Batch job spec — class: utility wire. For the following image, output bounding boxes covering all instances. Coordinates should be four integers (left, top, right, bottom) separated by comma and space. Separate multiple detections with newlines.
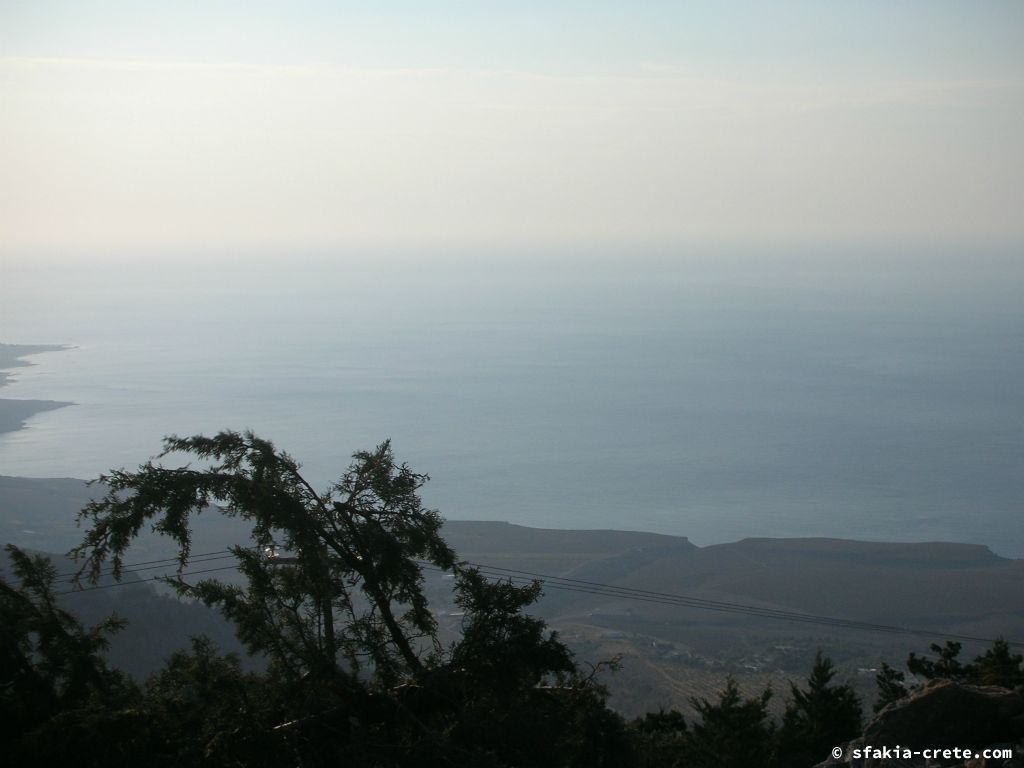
430, 563, 1020, 647
49, 546, 261, 582
51, 552, 241, 585
65, 563, 246, 593
458, 561, 959, 638
28, 548, 1024, 647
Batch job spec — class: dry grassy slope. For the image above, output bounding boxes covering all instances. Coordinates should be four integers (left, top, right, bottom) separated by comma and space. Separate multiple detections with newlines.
442, 522, 1024, 638
5, 480, 1023, 718
7, 478, 1020, 644
441, 519, 694, 573
444, 523, 1024, 717
559, 537, 1024, 634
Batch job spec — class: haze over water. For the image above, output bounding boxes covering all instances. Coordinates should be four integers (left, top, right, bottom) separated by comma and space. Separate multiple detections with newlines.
3, 250, 1022, 555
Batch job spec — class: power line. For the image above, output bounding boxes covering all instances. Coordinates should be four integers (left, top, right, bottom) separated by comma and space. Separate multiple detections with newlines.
458, 561, 953, 638
50, 546, 260, 582
52, 552, 241, 585
440, 563, 1022, 647
65, 563, 246, 593
35, 549, 1024, 647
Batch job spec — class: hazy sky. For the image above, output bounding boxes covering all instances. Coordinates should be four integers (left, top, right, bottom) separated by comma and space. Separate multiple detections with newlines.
2, 1, 1022, 261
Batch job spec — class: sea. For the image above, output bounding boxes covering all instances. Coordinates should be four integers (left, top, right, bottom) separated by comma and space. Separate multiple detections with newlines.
2, 249, 1022, 555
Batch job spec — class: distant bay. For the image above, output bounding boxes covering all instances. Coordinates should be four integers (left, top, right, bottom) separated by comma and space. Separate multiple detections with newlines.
1, 251, 1022, 555
0, 343, 73, 436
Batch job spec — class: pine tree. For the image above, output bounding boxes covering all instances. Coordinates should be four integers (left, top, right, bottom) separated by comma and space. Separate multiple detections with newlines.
629, 709, 689, 768
143, 637, 284, 767
70, 431, 624, 766
972, 638, 1024, 688
0, 545, 151, 765
907, 640, 971, 682
873, 662, 908, 712
687, 677, 774, 768
74, 432, 457, 689
775, 651, 862, 768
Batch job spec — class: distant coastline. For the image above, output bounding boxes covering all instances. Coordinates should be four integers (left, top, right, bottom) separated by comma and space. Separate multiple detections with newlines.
0, 343, 73, 438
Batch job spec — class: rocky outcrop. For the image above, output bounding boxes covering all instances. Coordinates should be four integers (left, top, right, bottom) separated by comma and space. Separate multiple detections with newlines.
815, 680, 1024, 767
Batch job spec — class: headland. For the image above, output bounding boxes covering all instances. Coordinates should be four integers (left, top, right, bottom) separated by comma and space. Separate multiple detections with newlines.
0, 342, 73, 436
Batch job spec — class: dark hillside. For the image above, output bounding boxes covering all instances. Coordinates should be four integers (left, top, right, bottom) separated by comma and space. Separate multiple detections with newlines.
4, 477, 1023, 716
0, 547, 247, 680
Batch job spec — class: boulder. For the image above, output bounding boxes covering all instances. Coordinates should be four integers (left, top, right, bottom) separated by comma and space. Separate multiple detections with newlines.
814, 680, 1024, 767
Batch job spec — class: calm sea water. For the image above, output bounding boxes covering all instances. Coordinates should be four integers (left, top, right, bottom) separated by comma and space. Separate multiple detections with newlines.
2, 251, 1022, 554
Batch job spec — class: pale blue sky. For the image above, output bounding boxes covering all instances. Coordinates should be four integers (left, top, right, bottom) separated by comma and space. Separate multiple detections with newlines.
2, 2, 1022, 259
4, 2, 1022, 76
